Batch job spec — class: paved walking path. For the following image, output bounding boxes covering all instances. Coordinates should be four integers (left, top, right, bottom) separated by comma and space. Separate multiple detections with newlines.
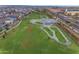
30, 19, 71, 46
41, 26, 71, 46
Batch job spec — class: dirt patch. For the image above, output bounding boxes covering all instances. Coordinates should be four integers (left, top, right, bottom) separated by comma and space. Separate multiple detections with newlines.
21, 39, 32, 48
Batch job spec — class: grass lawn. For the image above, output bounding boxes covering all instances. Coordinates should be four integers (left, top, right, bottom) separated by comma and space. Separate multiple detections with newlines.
0, 11, 79, 54
51, 26, 67, 43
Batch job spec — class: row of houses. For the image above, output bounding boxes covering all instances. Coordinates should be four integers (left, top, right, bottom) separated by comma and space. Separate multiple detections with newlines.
47, 8, 79, 16
47, 8, 79, 42
0, 7, 31, 32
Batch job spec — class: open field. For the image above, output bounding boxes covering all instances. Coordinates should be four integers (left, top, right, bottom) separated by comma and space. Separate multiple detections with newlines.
0, 11, 79, 54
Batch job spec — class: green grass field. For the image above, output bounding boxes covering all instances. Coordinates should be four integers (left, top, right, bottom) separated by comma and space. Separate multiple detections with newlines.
0, 11, 79, 54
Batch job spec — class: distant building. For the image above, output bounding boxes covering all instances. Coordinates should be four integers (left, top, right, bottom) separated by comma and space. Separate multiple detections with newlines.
65, 9, 79, 15
5, 20, 14, 24
47, 8, 65, 13
7, 16, 17, 21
